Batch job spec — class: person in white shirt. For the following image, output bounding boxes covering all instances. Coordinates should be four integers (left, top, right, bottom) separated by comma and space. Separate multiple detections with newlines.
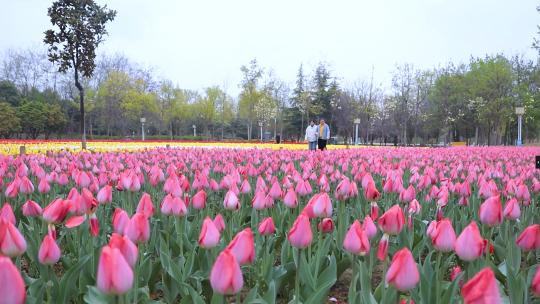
305, 120, 318, 151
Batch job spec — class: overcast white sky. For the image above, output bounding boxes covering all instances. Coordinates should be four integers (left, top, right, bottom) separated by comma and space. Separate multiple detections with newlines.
1, 0, 538, 95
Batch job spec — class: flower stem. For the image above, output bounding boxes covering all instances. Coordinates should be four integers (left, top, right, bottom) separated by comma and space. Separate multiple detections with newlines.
295, 248, 302, 303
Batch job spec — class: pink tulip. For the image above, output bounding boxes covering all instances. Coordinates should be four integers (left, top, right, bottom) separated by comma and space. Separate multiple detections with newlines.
258, 217, 276, 235
192, 190, 207, 209
0, 203, 16, 225
516, 224, 540, 251
252, 191, 268, 210
199, 217, 220, 248
268, 181, 283, 199
42, 198, 70, 224
5, 178, 19, 198
362, 215, 378, 239
399, 185, 416, 203
386, 247, 419, 291
461, 267, 501, 304
0, 220, 27, 257
364, 181, 380, 201
38, 232, 61, 265
287, 214, 312, 249
310, 192, 333, 218
226, 228, 255, 265
22, 200, 43, 217
450, 266, 463, 282
377, 234, 389, 261
223, 190, 240, 210
430, 218, 456, 252
38, 178, 51, 194
210, 249, 243, 295
213, 214, 226, 233
455, 221, 484, 261
343, 220, 370, 256
19, 176, 34, 194
108, 233, 138, 267
283, 188, 299, 208
502, 198, 520, 220
0, 256, 26, 304
532, 266, 540, 297
160, 194, 188, 217
479, 195, 502, 226
125, 213, 150, 243
515, 183, 530, 204
136, 192, 154, 218
378, 205, 405, 235
318, 218, 335, 234
97, 185, 113, 204
335, 178, 351, 201
112, 208, 130, 235
96, 245, 134, 295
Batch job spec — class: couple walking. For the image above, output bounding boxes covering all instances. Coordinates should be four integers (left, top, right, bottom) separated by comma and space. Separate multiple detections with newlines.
305, 119, 330, 151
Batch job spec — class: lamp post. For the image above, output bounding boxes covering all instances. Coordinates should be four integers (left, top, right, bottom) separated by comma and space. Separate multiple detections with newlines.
259, 121, 263, 142
515, 107, 524, 146
140, 117, 146, 141
192, 124, 197, 137
354, 118, 361, 145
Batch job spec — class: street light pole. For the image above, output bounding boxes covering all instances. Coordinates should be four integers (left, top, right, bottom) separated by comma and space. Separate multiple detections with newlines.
259, 121, 263, 142
515, 107, 524, 146
140, 117, 146, 141
192, 125, 197, 137
354, 118, 361, 145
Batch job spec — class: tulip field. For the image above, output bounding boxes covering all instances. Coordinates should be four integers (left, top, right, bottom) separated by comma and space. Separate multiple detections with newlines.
1, 144, 540, 304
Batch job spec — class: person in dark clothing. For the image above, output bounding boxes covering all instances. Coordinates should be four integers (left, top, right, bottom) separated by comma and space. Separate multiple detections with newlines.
317, 119, 330, 150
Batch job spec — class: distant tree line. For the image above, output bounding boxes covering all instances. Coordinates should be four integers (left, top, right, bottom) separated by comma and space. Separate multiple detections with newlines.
0, 48, 539, 145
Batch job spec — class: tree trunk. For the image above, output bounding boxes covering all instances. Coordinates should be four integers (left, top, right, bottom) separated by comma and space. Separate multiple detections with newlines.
74, 68, 87, 149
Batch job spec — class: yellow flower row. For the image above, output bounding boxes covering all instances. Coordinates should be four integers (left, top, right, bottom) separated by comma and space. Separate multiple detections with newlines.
0, 141, 359, 155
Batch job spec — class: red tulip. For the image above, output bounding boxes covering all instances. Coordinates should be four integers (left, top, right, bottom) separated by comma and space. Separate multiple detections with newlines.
210, 249, 243, 295
0, 220, 27, 257
461, 267, 501, 304
258, 217, 276, 235
343, 220, 370, 256
287, 214, 312, 249
97, 185, 113, 204
430, 218, 456, 252
38, 232, 61, 265
125, 213, 150, 243
479, 195, 502, 226
22, 200, 43, 217
386, 247, 419, 291
226, 228, 255, 265
0, 203, 16, 225
378, 205, 405, 235
318, 218, 335, 233
136, 192, 154, 218
0, 256, 26, 304
108, 233, 138, 267
532, 266, 540, 297
516, 224, 540, 251
213, 214, 226, 233
192, 190, 207, 210
199, 217, 221, 248
96, 245, 134, 295
89, 214, 99, 237
455, 221, 484, 261
112, 208, 130, 235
